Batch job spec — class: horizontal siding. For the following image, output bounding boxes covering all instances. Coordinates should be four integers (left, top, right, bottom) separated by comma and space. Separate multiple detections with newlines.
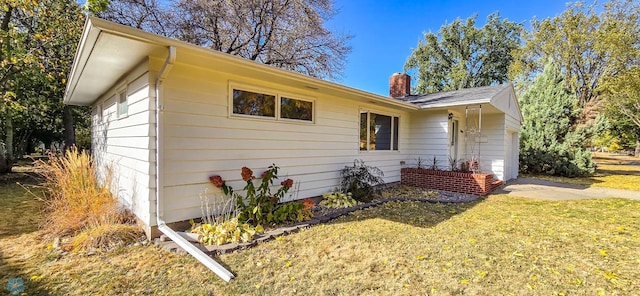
92, 62, 154, 227
406, 111, 449, 165
477, 114, 505, 180
161, 62, 411, 224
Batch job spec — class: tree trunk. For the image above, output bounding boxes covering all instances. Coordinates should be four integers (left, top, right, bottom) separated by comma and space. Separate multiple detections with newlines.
63, 105, 76, 151
0, 152, 8, 174
635, 140, 640, 158
5, 109, 14, 168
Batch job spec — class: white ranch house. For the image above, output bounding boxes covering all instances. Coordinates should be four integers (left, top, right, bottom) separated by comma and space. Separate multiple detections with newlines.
64, 18, 522, 239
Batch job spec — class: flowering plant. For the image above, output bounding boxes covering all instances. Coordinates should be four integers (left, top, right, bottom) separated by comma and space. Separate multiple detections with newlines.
209, 164, 296, 226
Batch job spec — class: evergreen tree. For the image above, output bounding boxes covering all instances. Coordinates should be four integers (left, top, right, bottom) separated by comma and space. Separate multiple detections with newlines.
519, 62, 595, 177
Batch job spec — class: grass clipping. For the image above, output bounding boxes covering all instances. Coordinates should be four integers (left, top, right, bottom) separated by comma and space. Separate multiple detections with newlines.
36, 148, 142, 252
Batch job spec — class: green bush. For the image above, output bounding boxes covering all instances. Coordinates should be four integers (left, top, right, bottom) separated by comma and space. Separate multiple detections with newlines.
320, 191, 359, 208
340, 159, 384, 202
518, 62, 596, 177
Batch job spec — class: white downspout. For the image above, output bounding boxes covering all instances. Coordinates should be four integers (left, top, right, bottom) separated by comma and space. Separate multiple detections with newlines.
154, 46, 235, 282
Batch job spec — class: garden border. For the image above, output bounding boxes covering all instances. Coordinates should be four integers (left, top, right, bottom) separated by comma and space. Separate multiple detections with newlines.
401, 168, 503, 196
154, 194, 480, 255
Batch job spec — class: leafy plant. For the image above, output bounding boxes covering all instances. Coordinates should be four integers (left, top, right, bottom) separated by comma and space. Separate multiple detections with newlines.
272, 201, 314, 223
191, 218, 264, 246
320, 191, 359, 208
209, 164, 304, 226
340, 159, 384, 202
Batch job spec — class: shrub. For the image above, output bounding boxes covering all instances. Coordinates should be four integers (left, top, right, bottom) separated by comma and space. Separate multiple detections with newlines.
209, 164, 309, 226
340, 159, 384, 202
320, 191, 358, 208
519, 62, 596, 177
35, 148, 141, 252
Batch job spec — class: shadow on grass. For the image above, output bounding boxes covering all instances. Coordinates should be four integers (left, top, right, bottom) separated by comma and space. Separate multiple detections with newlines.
327, 196, 485, 229
0, 174, 52, 295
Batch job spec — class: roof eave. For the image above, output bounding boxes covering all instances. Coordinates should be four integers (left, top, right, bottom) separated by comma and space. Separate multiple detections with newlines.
64, 17, 419, 111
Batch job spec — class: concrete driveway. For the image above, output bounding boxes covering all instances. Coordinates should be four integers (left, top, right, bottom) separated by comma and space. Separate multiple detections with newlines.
494, 177, 640, 201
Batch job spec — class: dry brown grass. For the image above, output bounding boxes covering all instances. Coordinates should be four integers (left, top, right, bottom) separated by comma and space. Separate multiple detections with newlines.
2, 178, 639, 295
35, 148, 136, 237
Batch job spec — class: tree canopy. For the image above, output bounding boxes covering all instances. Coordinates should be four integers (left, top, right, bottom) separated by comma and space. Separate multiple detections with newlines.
404, 12, 523, 94
0, 0, 87, 172
510, 0, 640, 122
99, 0, 352, 79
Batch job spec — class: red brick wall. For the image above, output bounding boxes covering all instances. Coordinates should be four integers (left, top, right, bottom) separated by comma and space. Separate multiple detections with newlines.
400, 168, 503, 196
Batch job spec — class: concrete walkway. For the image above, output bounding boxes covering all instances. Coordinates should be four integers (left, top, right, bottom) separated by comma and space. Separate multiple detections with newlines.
494, 177, 640, 201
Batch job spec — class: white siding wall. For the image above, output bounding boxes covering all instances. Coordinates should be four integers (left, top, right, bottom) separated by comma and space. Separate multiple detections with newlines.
92, 61, 155, 227
478, 114, 506, 180
406, 111, 449, 169
504, 114, 521, 180
160, 61, 411, 223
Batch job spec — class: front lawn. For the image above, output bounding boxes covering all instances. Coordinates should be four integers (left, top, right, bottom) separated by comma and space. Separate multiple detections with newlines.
1, 179, 639, 295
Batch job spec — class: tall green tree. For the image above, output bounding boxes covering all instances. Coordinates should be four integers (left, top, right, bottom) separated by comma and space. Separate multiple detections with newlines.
519, 62, 595, 177
601, 66, 640, 156
510, 0, 640, 121
0, 0, 86, 173
404, 12, 523, 93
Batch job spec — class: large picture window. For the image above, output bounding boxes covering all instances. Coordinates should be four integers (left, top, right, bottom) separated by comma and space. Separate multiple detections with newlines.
360, 111, 399, 151
231, 84, 314, 123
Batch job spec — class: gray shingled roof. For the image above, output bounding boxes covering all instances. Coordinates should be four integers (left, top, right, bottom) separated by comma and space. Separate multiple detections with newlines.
395, 84, 511, 108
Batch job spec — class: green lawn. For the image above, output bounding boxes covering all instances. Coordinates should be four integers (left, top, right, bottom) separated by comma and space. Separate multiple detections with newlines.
1, 177, 639, 295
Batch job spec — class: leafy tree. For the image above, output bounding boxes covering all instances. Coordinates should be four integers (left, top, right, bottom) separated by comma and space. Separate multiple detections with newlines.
601, 66, 640, 156
404, 12, 523, 93
519, 62, 595, 177
99, 0, 352, 79
510, 0, 640, 121
0, 0, 86, 172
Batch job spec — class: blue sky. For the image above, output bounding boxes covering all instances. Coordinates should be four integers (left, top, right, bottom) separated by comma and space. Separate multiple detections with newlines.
326, 0, 569, 96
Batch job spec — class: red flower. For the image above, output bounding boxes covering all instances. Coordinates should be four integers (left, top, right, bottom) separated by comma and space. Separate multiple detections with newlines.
241, 167, 254, 181
302, 198, 315, 210
280, 178, 294, 189
209, 175, 225, 188
261, 171, 268, 179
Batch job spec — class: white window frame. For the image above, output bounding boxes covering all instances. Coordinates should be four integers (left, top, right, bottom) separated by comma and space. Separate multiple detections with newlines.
116, 86, 128, 119
228, 82, 315, 124
96, 104, 103, 123
359, 109, 400, 152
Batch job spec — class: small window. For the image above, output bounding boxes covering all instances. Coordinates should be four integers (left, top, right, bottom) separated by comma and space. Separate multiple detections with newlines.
360, 111, 399, 151
117, 91, 128, 117
96, 104, 103, 123
232, 89, 276, 118
280, 97, 312, 121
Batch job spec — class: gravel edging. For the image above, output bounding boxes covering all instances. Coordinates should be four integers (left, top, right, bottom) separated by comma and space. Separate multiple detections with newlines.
155, 190, 480, 255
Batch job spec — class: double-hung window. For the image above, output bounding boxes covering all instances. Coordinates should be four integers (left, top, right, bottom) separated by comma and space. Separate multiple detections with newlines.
231, 84, 314, 123
360, 110, 399, 151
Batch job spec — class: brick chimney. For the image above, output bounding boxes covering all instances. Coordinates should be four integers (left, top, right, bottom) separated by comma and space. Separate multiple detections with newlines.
389, 73, 411, 98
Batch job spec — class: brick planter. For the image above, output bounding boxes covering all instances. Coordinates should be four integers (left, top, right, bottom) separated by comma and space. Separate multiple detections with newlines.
401, 168, 503, 196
